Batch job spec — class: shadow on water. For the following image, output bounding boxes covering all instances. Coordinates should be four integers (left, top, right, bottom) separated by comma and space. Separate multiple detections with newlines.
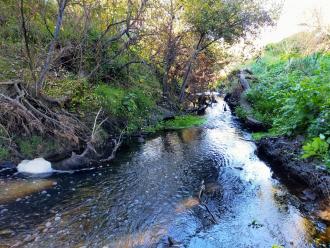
0, 98, 329, 248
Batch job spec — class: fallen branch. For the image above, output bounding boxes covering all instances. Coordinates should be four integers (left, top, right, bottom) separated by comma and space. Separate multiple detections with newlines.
52, 112, 124, 170
0, 80, 21, 85
100, 130, 124, 162
198, 180, 218, 224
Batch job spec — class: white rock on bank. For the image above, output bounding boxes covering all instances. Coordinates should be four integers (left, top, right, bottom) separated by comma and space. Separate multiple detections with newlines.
17, 158, 53, 174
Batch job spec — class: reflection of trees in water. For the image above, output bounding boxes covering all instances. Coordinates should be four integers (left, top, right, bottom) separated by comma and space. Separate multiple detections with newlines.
179, 128, 203, 144
161, 129, 221, 202
161, 132, 181, 154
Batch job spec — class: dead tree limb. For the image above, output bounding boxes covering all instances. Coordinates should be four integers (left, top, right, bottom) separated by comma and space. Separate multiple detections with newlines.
100, 131, 124, 162
51, 112, 124, 170
198, 180, 218, 224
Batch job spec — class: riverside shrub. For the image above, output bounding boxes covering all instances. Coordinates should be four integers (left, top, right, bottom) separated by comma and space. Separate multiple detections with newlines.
245, 45, 330, 165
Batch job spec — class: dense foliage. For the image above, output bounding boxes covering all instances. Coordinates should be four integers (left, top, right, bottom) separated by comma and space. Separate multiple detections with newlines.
244, 36, 330, 166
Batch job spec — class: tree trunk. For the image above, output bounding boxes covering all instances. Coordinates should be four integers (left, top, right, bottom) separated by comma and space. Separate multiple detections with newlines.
162, 62, 169, 96
162, 38, 175, 96
179, 33, 204, 103
161, 0, 174, 97
35, 0, 68, 95
19, 0, 36, 83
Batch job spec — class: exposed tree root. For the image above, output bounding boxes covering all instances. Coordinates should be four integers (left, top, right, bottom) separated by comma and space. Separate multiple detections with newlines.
1, 82, 125, 169
0, 81, 89, 152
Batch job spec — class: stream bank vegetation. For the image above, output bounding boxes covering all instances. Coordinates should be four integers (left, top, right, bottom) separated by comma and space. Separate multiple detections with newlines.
222, 21, 330, 196
0, 0, 276, 166
247, 34, 330, 168
144, 115, 206, 133
225, 25, 330, 168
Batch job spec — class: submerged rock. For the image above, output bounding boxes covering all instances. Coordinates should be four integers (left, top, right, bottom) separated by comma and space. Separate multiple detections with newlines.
0, 180, 55, 204
17, 158, 53, 174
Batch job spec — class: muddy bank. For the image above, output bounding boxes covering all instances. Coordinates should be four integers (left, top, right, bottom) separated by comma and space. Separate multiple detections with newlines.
256, 137, 330, 198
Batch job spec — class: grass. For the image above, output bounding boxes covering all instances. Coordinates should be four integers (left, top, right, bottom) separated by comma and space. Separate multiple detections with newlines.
45, 79, 159, 134
163, 115, 206, 129
44, 76, 99, 111
251, 131, 278, 141
144, 115, 206, 132
0, 55, 18, 81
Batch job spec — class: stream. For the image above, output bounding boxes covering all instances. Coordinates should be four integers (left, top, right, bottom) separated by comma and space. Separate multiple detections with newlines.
0, 98, 329, 248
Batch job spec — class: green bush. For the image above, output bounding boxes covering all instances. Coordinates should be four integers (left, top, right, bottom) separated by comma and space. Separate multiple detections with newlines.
94, 84, 157, 132
0, 146, 10, 160
244, 40, 330, 166
94, 84, 125, 117
235, 106, 248, 119
302, 135, 330, 164
246, 52, 330, 138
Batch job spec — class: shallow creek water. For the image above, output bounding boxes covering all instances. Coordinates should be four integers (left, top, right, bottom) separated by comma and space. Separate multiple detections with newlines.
0, 99, 329, 248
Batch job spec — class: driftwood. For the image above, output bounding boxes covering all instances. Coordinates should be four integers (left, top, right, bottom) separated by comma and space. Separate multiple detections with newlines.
198, 180, 218, 224
52, 109, 124, 170
1, 81, 124, 170
52, 134, 123, 170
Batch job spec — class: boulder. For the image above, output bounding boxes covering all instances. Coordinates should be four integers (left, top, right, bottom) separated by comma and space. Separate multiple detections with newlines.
244, 117, 269, 132
17, 158, 53, 174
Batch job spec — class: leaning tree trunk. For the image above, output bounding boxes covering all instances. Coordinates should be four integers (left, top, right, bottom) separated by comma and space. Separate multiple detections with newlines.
179, 34, 204, 103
